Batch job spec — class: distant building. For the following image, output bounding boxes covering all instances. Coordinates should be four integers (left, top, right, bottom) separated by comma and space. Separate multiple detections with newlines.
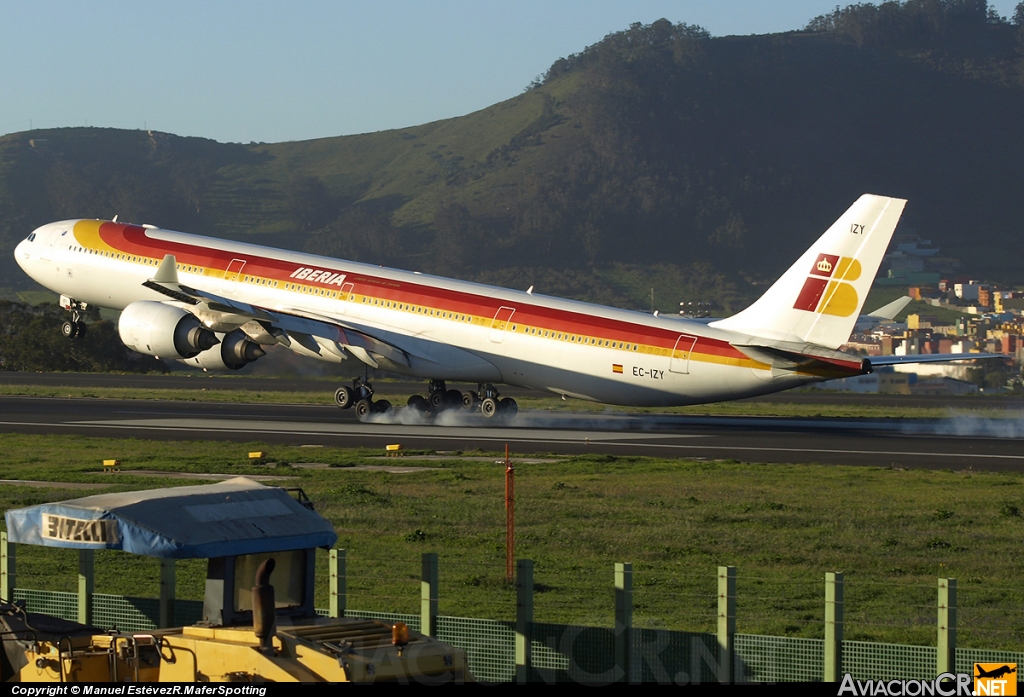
954, 281, 986, 302
906, 314, 937, 330
909, 377, 978, 395
977, 286, 992, 308
814, 371, 912, 394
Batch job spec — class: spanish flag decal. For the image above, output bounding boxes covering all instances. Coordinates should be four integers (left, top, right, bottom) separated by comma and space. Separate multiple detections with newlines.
613, 364, 623, 374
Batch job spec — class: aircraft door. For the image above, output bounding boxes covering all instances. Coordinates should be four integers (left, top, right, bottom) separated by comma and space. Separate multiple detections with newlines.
489, 306, 516, 343
338, 282, 355, 313
221, 259, 246, 294
669, 334, 698, 374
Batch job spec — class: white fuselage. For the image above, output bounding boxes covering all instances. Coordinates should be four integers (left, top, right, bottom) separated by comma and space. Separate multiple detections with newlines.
15, 219, 842, 406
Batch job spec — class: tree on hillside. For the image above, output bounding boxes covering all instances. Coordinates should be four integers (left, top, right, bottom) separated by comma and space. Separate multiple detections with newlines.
303, 199, 415, 266
0, 301, 162, 373
432, 202, 488, 274
46, 161, 97, 219
172, 159, 214, 214
286, 176, 336, 232
805, 0, 1006, 47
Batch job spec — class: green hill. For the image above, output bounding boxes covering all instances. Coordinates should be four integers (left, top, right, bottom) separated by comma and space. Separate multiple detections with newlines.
3, 1, 1024, 315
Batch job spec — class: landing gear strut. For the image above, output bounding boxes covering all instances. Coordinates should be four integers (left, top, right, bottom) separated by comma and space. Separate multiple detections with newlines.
476, 383, 517, 419
58, 296, 88, 339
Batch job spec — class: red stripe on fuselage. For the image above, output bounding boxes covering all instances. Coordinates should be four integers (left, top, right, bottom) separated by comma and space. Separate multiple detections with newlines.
94, 222, 749, 362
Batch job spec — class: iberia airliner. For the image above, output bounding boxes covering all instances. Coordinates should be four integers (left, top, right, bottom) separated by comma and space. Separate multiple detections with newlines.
13, 194, 970, 420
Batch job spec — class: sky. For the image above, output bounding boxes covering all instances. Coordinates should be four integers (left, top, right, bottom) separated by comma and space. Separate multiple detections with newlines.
1, 0, 1020, 144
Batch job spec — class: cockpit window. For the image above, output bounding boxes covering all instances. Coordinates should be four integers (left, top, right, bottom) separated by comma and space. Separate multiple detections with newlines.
27, 233, 36, 242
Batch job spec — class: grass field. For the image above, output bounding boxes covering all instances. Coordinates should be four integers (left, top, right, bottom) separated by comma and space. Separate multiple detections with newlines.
0, 433, 1021, 651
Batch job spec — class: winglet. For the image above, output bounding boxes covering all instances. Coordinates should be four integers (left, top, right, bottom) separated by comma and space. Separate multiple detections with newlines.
153, 254, 179, 284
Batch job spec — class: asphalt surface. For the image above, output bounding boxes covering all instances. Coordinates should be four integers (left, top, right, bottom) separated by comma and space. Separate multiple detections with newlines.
1, 388, 1022, 471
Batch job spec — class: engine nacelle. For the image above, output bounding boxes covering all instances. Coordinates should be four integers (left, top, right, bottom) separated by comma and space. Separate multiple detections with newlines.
180, 329, 267, 370
118, 301, 219, 359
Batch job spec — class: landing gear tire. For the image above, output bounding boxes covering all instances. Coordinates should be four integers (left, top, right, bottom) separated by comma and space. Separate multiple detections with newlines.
61, 321, 76, 339
355, 399, 374, 421
374, 399, 392, 414
445, 389, 463, 410
335, 386, 355, 409
428, 391, 446, 410
499, 397, 518, 418
408, 395, 429, 413
480, 397, 499, 419
461, 391, 478, 409
74, 321, 86, 338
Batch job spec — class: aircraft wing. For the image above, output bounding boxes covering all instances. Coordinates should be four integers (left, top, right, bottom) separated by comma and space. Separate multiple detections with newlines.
143, 256, 411, 369
866, 295, 912, 320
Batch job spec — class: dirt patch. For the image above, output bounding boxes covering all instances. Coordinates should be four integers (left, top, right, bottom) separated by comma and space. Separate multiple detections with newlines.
0, 479, 110, 490
117, 470, 297, 481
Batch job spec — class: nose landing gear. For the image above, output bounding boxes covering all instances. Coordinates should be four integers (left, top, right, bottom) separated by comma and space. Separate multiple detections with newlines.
58, 295, 88, 339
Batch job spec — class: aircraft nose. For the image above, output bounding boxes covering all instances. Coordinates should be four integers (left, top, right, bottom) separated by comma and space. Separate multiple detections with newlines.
15, 226, 45, 271
14, 238, 28, 268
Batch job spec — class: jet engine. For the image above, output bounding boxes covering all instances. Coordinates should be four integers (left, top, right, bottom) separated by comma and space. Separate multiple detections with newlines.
180, 329, 267, 370
118, 301, 219, 359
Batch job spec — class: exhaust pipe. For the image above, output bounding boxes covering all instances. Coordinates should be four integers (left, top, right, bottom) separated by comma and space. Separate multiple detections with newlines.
252, 558, 276, 654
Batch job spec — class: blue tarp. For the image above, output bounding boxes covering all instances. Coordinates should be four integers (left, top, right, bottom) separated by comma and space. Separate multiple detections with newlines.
4, 477, 337, 558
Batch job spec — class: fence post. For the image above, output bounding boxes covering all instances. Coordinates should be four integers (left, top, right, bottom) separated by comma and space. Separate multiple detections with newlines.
330, 548, 346, 618
158, 559, 175, 628
78, 550, 94, 625
717, 565, 736, 684
0, 532, 14, 602
516, 559, 534, 684
937, 578, 957, 675
615, 562, 633, 683
824, 572, 844, 682
421, 552, 438, 637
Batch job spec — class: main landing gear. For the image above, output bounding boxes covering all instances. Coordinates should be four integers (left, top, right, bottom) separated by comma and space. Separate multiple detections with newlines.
59, 296, 88, 339
334, 376, 393, 421
333, 377, 517, 423
408, 381, 517, 420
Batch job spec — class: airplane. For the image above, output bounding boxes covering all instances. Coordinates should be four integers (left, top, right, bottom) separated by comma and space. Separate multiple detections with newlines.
975, 665, 1017, 680
853, 295, 913, 333
13, 194, 994, 422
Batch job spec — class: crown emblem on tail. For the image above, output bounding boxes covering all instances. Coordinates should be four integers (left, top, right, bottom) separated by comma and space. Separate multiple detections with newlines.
816, 258, 833, 273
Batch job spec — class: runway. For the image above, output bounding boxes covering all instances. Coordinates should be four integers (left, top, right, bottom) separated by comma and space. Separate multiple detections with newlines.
2, 394, 1023, 471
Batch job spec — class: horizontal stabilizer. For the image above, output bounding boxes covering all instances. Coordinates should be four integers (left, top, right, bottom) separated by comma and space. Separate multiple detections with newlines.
869, 353, 1007, 367
733, 339, 867, 379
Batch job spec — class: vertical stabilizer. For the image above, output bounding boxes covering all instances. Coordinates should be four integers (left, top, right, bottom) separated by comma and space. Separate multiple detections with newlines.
710, 194, 907, 349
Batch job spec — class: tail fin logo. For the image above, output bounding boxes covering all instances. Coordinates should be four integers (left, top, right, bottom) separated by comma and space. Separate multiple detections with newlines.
793, 254, 862, 317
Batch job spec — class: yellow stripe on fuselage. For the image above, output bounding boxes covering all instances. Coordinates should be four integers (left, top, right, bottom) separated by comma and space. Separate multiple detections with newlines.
72, 220, 120, 255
